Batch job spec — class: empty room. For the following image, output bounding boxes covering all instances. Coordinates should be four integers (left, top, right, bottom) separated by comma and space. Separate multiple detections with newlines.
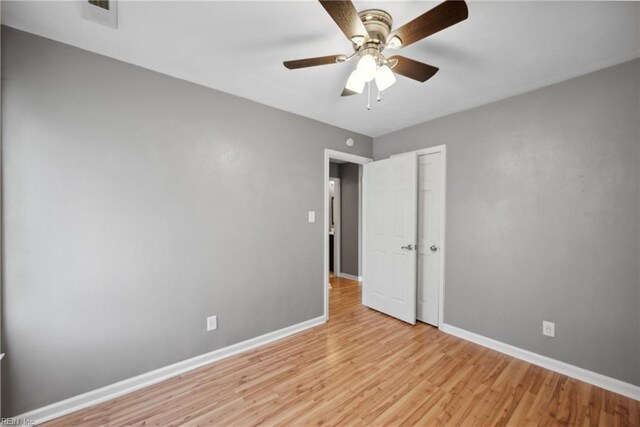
0, 0, 639, 425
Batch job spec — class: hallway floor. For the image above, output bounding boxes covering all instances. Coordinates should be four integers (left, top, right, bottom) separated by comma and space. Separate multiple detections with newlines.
45, 276, 639, 426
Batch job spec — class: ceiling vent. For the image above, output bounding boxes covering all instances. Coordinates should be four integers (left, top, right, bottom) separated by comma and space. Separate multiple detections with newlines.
83, 0, 117, 29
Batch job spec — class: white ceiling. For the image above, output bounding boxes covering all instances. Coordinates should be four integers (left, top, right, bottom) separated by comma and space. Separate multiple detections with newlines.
3, 1, 639, 137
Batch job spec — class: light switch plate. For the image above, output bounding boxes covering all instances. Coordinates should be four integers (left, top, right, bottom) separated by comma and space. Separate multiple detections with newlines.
207, 315, 217, 332
308, 211, 316, 223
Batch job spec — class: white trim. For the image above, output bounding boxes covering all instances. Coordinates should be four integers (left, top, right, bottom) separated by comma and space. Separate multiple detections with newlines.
440, 323, 640, 401
324, 150, 373, 321
391, 145, 447, 327
337, 272, 362, 282
10, 316, 326, 425
390, 145, 447, 158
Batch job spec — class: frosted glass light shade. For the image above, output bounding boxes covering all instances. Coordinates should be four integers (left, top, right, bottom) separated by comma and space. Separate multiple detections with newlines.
356, 54, 377, 82
375, 65, 396, 91
345, 69, 365, 94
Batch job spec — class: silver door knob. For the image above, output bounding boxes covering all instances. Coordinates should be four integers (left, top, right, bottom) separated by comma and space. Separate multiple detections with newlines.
401, 244, 414, 250
430, 245, 438, 252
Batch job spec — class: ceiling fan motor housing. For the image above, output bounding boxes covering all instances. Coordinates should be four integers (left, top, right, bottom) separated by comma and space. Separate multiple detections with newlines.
358, 9, 393, 51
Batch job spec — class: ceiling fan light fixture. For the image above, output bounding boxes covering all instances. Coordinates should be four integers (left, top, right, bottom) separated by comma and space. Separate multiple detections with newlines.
345, 69, 366, 94
356, 54, 377, 82
375, 65, 396, 91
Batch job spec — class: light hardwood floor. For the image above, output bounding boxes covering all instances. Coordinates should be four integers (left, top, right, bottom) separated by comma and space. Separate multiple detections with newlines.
46, 276, 639, 426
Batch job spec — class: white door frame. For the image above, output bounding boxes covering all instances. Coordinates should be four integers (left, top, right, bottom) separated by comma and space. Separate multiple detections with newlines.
329, 177, 341, 277
324, 149, 373, 321
391, 145, 447, 327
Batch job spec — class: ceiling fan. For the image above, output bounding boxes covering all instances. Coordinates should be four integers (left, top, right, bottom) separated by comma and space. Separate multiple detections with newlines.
283, 0, 468, 102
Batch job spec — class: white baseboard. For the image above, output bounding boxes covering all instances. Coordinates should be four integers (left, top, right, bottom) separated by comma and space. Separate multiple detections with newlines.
439, 323, 640, 401
11, 316, 326, 425
338, 272, 362, 282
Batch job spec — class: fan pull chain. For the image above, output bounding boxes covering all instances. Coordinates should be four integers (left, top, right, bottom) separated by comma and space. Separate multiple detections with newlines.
377, 88, 382, 103
366, 82, 371, 110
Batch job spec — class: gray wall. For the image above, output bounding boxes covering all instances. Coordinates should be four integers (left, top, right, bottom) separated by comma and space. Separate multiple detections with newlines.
375, 59, 640, 386
339, 163, 359, 276
0, 27, 372, 416
329, 162, 341, 178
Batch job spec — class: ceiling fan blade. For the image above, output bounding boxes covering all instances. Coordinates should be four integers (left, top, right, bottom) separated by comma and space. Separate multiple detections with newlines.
389, 56, 439, 82
387, 0, 468, 48
283, 55, 344, 70
319, 0, 369, 42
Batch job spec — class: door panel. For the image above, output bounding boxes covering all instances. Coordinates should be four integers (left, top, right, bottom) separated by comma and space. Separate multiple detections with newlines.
417, 152, 443, 326
363, 154, 418, 324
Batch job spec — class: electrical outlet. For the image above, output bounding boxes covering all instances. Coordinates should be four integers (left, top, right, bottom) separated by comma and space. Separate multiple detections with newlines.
207, 315, 217, 332
542, 321, 555, 337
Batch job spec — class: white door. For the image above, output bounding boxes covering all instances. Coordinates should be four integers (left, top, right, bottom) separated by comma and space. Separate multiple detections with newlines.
363, 154, 418, 324
417, 152, 443, 326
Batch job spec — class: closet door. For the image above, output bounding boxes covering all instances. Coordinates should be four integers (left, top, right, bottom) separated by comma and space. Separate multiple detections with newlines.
417, 152, 443, 326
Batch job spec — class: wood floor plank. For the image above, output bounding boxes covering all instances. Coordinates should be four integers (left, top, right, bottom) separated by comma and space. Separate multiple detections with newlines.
43, 276, 640, 426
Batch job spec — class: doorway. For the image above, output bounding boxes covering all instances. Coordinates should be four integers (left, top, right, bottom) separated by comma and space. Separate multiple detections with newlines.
328, 177, 340, 280
323, 146, 446, 327
323, 150, 373, 321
